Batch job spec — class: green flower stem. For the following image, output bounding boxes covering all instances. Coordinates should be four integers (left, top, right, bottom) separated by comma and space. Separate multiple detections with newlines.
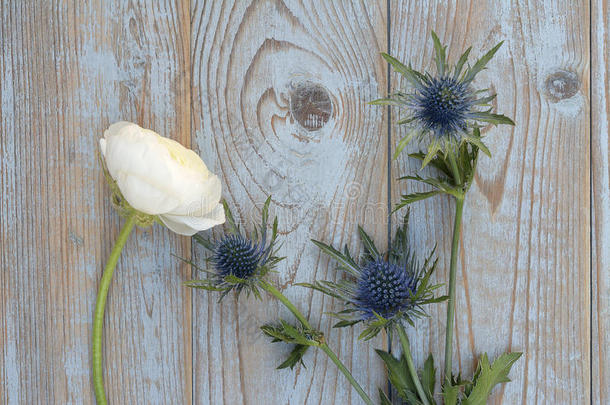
397, 324, 430, 405
447, 150, 462, 186
443, 196, 464, 382
92, 213, 136, 405
259, 280, 373, 405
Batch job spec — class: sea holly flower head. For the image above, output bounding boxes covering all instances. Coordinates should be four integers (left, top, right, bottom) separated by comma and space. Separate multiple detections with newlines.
355, 259, 418, 320
301, 210, 446, 340
370, 32, 514, 166
184, 196, 283, 299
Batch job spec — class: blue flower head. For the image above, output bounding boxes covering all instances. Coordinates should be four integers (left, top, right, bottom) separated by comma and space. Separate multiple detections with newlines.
304, 210, 444, 340
408, 76, 475, 137
186, 196, 283, 299
213, 234, 264, 280
355, 259, 417, 320
372, 32, 514, 166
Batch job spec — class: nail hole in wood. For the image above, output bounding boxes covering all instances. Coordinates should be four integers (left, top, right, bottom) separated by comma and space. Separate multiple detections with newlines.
543, 70, 580, 102
290, 82, 332, 131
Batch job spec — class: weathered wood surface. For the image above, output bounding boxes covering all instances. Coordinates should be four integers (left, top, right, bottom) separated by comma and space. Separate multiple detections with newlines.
592, 0, 610, 404
0, 1, 606, 404
0, 1, 192, 404
390, 1, 593, 404
190, 1, 388, 403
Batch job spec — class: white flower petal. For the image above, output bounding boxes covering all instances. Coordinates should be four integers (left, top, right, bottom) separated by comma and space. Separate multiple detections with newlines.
167, 174, 222, 216
100, 121, 224, 236
99, 138, 107, 157
159, 203, 225, 236
114, 170, 180, 215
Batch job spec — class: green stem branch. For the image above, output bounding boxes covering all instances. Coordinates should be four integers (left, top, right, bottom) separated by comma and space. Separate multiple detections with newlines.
443, 197, 464, 382
92, 214, 136, 405
447, 150, 462, 186
259, 280, 373, 405
397, 324, 430, 405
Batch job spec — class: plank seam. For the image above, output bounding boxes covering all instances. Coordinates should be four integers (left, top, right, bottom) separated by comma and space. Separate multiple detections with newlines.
589, 0, 593, 403
386, 0, 393, 403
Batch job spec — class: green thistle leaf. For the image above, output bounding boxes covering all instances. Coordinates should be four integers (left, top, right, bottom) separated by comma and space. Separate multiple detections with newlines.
442, 383, 460, 405
192, 233, 215, 251
183, 279, 227, 292
358, 226, 380, 260
463, 41, 504, 84
368, 97, 405, 106
431, 31, 448, 76
463, 135, 491, 158
462, 352, 522, 405
393, 129, 419, 160
473, 94, 497, 106
221, 199, 239, 234
470, 111, 515, 126
409, 152, 453, 178
378, 389, 393, 405
276, 344, 309, 370
422, 354, 436, 400
453, 46, 472, 79
394, 191, 442, 212
423, 141, 442, 168
310, 239, 360, 277
381, 52, 424, 87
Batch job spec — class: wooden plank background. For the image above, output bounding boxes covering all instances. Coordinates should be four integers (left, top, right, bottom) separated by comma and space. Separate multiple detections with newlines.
0, 1, 606, 404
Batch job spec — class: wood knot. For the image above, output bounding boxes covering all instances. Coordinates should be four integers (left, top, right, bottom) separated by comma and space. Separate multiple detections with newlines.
289, 82, 332, 131
543, 70, 580, 102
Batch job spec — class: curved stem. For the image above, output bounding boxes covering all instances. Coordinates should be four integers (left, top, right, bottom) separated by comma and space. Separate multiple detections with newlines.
443, 197, 464, 383
259, 280, 373, 405
92, 214, 136, 404
397, 324, 430, 405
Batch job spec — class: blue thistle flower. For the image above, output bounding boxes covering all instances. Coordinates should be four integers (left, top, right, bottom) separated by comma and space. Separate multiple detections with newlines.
213, 234, 264, 280
186, 196, 283, 299
303, 210, 445, 339
371, 31, 514, 164
355, 259, 417, 319
408, 76, 475, 137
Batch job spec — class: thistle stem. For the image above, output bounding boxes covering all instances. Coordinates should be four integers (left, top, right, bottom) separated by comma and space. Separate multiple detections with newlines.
259, 280, 373, 405
397, 324, 430, 405
443, 197, 464, 383
92, 214, 136, 405
447, 151, 462, 186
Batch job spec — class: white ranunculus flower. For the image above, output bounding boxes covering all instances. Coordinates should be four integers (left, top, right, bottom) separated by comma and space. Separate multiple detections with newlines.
100, 121, 225, 236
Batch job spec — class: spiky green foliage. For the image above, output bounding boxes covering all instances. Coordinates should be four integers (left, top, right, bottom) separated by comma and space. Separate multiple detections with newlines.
370, 31, 514, 166
395, 135, 480, 211
301, 210, 446, 340
261, 320, 324, 370
376, 347, 521, 405
183, 196, 284, 300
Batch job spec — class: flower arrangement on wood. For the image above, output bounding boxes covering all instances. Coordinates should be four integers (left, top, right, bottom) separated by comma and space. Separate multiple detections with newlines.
371, 32, 521, 405
304, 211, 446, 405
185, 197, 375, 405
303, 211, 445, 340
370, 32, 514, 166
184, 197, 282, 299
92, 121, 225, 405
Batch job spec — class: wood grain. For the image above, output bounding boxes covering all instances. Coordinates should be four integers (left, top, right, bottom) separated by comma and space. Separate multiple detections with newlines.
0, 1, 192, 404
190, 0, 389, 403
592, 0, 610, 404
388, 1, 591, 404
0, 1, 606, 404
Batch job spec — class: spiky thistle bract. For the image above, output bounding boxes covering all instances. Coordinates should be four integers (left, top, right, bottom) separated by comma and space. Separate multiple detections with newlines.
184, 196, 283, 300
394, 137, 480, 212
370, 31, 514, 166
300, 211, 447, 340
